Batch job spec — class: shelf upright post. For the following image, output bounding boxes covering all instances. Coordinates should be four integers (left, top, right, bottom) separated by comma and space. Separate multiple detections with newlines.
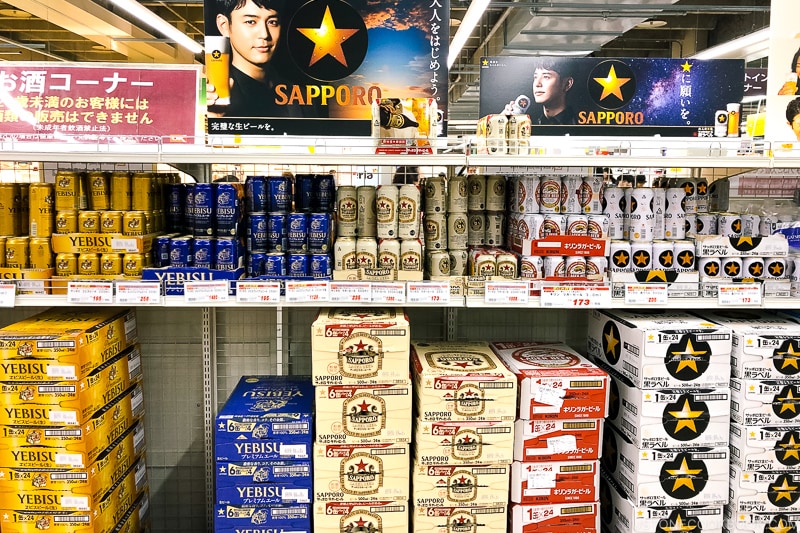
202, 307, 217, 533
446, 307, 457, 341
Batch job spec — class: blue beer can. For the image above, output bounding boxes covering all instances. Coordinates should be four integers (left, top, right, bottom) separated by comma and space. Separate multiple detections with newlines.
310, 253, 331, 278
288, 253, 309, 277
247, 252, 267, 277
165, 183, 185, 233
316, 173, 336, 212
295, 174, 315, 213
308, 212, 331, 253
267, 175, 292, 212
193, 183, 215, 237
245, 175, 267, 213
184, 183, 195, 235
247, 213, 268, 252
154, 235, 172, 267
287, 213, 308, 251
263, 252, 286, 276
215, 183, 242, 237
215, 237, 239, 271
267, 212, 288, 252
193, 237, 215, 269
169, 236, 193, 267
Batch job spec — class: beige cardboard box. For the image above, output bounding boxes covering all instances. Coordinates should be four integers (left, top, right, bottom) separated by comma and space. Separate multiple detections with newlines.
511, 460, 599, 505
694, 234, 789, 257
414, 505, 507, 533
510, 502, 600, 533
415, 419, 514, 465
730, 422, 800, 471
313, 443, 409, 501
514, 419, 602, 462
412, 462, 510, 508
731, 377, 800, 426
315, 383, 412, 443
311, 308, 410, 385
313, 500, 408, 533
412, 341, 517, 421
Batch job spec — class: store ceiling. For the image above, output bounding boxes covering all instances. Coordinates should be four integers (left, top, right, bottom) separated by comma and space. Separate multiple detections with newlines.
0, 0, 772, 122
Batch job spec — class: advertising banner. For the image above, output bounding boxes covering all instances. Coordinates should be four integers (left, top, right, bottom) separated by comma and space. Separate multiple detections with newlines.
0, 63, 200, 143
479, 56, 744, 137
765, 0, 800, 144
203, 0, 448, 137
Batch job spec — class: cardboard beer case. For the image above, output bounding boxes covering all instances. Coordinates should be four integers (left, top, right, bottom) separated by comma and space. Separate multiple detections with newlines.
412, 461, 510, 508
730, 463, 800, 514
514, 418, 603, 462
415, 419, 514, 465
730, 422, 800, 471
510, 459, 599, 504
313, 442, 409, 502
510, 502, 600, 533
723, 505, 800, 533
314, 500, 409, 533
413, 505, 507, 533
215, 460, 312, 506
731, 377, 800, 426
490, 341, 609, 420
214, 503, 310, 533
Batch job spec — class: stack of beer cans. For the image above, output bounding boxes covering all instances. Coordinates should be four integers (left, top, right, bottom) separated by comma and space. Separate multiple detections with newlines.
410, 341, 517, 533
0, 308, 149, 533
311, 308, 412, 533
490, 341, 609, 533
214, 375, 313, 533
421, 174, 470, 277
586, 310, 733, 533
464, 174, 511, 276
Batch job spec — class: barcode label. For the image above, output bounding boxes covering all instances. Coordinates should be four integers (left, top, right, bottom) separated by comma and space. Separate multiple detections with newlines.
479, 382, 514, 389
476, 426, 511, 434
274, 466, 310, 474
569, 380, 603, 388
372, 505, 405, 513
273, 423, 309, 431
695, 394, 728, 401
46, 429, 82, 437
692, 452, 727, 460
54, 516, 91, 523
374, 388, 409, 396
559, 464, 593, 472
474, 507, 505, 515
371, 447, 406, 455
561, 505, 594, 515
38, 385, 76, 393
563, 421, 597, 429
51, 472, 88, 480
473, 467, 506, 475
38, 341, 75, 349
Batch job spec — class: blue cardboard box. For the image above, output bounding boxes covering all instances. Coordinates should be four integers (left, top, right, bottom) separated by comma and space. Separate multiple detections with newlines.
216, 460, 312, 505
214, 503, 310, 533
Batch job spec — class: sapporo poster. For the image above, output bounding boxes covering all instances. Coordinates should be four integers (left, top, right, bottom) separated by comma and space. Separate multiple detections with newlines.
765, 0, 800, 144
203, 0, 448, 137
479, 56, 744, 137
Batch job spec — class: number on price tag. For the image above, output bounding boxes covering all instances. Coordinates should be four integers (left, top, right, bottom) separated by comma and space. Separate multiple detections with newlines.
624, 284, 668, 305
68, 282, 114, 304
329, 282, 371, 303
541, 285, 611, 308
184, 280, 230, 304
286, 280, 329, 303
0, 283, 15, 308
236, 281, 281, 303
407, 281, 450, 304
372, 282, 406, 304
485, 281, 529, 304
718, 284, 762, 306
116, 282, 161, 305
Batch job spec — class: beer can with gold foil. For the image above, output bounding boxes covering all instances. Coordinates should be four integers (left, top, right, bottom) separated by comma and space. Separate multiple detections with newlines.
86, 171, 110, 211
55, 253, 77, 276
378, 238, 400, 270
496, 252, 518, 278
467, 211, 486, 246
54, 170, 83, 211
336, 185, 358, 237
426, 251, 450, 277
123, 253, 143, 277
423, 213, 447, 250
356, 185, 377, 238
28, 183, 54, 237
449, 249, 468, 276
0, 183, 20, 236
467, 174, 487, 211
111, 171, 132, 211
334, 237, 357, 270
486, 211, 504, 246
29, 237, 52, 269
376, 184, 398, 239
355, 237, 377, 268
78, 210, 101, 233
123, 211, 147, 236
424, 176, 447, 214
77, 253, 100, 276
5, 236, 29, 269
101, 211, 124, 234
0, 237, 5, 267
400, 239, 423, 271
486, 175, 507, 212
448, 212, 468, 250
100, 253, 123, 275
55, 210, 77, 234
448, 175, 468, 213
398, 184, 421, 239
132, 172, 155, 211
17, 183, 28, 236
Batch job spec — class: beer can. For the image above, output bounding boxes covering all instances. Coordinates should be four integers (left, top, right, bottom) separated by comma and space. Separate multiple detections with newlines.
630, 242, 652, 272
263, 252, 286, 276
508, 114, 531, 155
664, 189, 686, 239
131, 172, 154, 211
267, 175, 292, 213
400, 239, 423, 271
447, 175, 468, 213
423, 213, 447, 250
334, 237, 357, 270
651, 187, 666, 240
376, 184, 399, 239
760, 214, 775, 237
741, 214, 761, 237
698, 257, 721, 278
398, 184, 421, 239
191, 183, 215, 237
55, 210, 78, 234
267, 213, 288, 252
684, 213, 696, 237
467, 212, 486, 246
520, 255, 544, 278
673, 240, 696, 273
537, 175, 561, 214
743, 257, 765, 278
542, 214, 566, 237
310, 253, 331, 278
99, 253, 122, 275
17, 183, 28, 237
587, 214, 609, 239
247, 213, 269, 252
718, 212, 742, 237
566, 214, 588, 236
287, 213, 309, 252
28, 182, 54, 238
77, 252, 100, 275
424, 176, 447, 214
486, 175, 506, 212
696, 213, 718, 236
294, 174, 315, 213
467, 174, 486, 211
561, 175, 583, 214
714, 110, 728, 137
336, 185, 358, 237
215, 182, 243, 237
485, 212, 504, 246
448, 212, 469, 250
215, 237, 239, 271
586, 256, 608, 277
580, 175, 604, 214
473, 251, 497, 277
29, 237, 52, 269
54, 170, 83, 211
721, 256, 743, 278
678, 179, 698, 214
122, 211, 146, 236
247, 252, 266, 277
245, 175, 267, 213
78, 210, 101, 233
184, 183, 195, 235
378, 238, 400, 269
427, 251, 450, 277
288, 253, 309, 277
496, 252, 518, 278
356, 185, 377, 238
100, 211, 123, 234
765, 257, 788, 279
315, 173, 336, 213
86, 171, 110, 211
193, 237, 214, 269
110, 171, 131, 211
355, 237, 377, 269
308, 212, 332, 253
169, 236, 193, 267
55, 253, 77, 276
543, 256, 565, 278
629, 191, 655, 243
154, 235, 172, 267
695, 178, 709, 213
603, 187, 625, 239
517, 174, 540, 213
565, 256, 586, 278
449, 249, 468, 276
622, 188, 633, 240
0, 183, 20, 236
609, 240, 632, 272
652, 240, 675, 270
122, 253, 143, 277
791, 257, 800, 284
519, 214, 544, 240
0, 237, 6, 267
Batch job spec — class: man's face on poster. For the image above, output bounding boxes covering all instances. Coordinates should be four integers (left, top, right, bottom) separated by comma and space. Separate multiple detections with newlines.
532, 68, 571, 106
218, 0, 281, 70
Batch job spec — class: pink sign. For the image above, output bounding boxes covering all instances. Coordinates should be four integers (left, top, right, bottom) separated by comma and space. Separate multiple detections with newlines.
0, 63, 199, 143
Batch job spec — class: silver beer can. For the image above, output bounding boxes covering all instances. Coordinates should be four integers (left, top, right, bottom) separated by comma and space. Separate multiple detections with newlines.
678, 179, 698, 214
765, 257, 788, 279
543, 256, 565, 278
696, 213, 718, 236
586, 256, 608, 277
520, 214, 545, 240
566, 214, 588, 236
336, 185, 358, 237
603, 186, 625, 239
565, 256, 586, 278
468, 212, 486, 246
652, 240, 675, 270
587, 214, 609, 239
742, 257, 765, 278
673, 240, 696, 273
496, 252, 518, 278
356, 185, 377, 238
334, 237, 357, 270
717, 212, 742, 237
542, 214, 566, 237
423, 213, 448, 250
427, 251, 451, 277
467, 174, 487, 211
424, 175, 447, 215
630, 242, 653, 272
355, 237, 377, 268
398, 184, 421, 239
622, 188, 633, 240
580, 175, 604, 214
629, 189, 656, 242
520, 255, 544, 278
561, 175, 583, 214
698, 257, 722, 278
400, 238, 423, 271
378, 238, 401, 270
485, 211, 505, 246
448, 212, 469, 250
759, 214, 776, 237
448, 175, 468, 213
519, 174, 541, 213
608, 240, 632, 272
537, 174, 562, 214
741, 214, 761, 237
630, 187, 654, 214
449, 249, 469, 276
664, 209, 687, 240
721, 256, 743, 278
486, 175, 507, 212
651, 187, 666, 240
376, 184, 399, 239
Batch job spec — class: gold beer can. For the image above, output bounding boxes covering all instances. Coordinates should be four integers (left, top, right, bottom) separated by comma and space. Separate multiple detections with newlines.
78, 210, 101, 233
0, 236, 6, 267
77, 253, 100, 276
54, 170, 84, 211
18, 183, 29, 236
0, 183, 20, 236
29, 237, 53, 269
123, 253, 143, 277
55, 210, 78, 234
100, 253, 122, 275
123, 211, 146, 236
132, 172, 155, 211
5, 236, 29, 269
100, 211, 124, 234
55, 253, 77, 276
86, 171, 110, 211
28, 182, 54, 237
110, 171, 132, 211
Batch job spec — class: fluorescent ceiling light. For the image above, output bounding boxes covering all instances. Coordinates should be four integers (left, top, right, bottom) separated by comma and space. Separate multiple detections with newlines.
447, 0, 490, 69
691, 27, 770, 61
107, 0, 203, 55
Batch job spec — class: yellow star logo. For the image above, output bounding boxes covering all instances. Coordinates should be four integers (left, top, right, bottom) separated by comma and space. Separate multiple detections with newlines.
681, 61, 692, 72
749, 263, 764, 276
768, 517, 794, 533
779, 434, 800, 462
297, 6, 359, 67
683, 183, 694, 194
704, 262, 719, 276
211, 50, 222, 60
771, 262, 786, 276
778, 389, 800, 414
593, 65, 631, 101
779, 344, 800, 370
662, 514, 697, 533
668, 399, 704, 434
604, 327, 620, 356
660, 252, 674, 267
482, 58, 488, 66
614, 251, 629, 267
670, 338, 707, 374
697, 182, 707, 194
646, 270, 668, 282
678, 251, 694, 267
665, 458, 702, 492
736, 236, 754, 248
771, 477, 799, 502
733, 220, 742, 233
634, 251, 650, 266
725, 262, 740, 276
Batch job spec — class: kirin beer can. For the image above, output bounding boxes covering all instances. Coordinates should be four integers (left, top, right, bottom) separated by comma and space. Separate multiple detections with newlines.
566, 214, 588, 236
543, 256, 565, 278
520, 255, 544, 278
517, 174, 540, 213
519, 214, 544, 240
587, 214, 609, 239
542, 214, 565, 237
537, 174, 561, 214
580, 174, 604, 214
561, 175, 583, 214
586, 256, 608, 276
565, 256, 586, 278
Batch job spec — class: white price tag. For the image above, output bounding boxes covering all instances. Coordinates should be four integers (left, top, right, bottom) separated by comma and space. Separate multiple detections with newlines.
110, 238, 139, 252
485, 281, 529, 304
407, 281, 450, 304
527, 470, 557, 489
115, 282, 161, 305
541, 285, 611, 308
236, 281, 281, 303
718, 284, 762, 306
624, 284, 668, 305
0, 283, 15, 308
329, 282, 371, 303
371, 282, 406, 304
285, 280, 329, 303
67, 282, 114, 304
532, 383, 565, 407
547, 435, 578, 454
183, 280, 230, 304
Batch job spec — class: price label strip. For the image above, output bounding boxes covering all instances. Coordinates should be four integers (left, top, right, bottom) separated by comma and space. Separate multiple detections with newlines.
285, 280, 329, 303
407, 281, 450, 304
624, 284, 668, 305
372, 282, 406, 304
718, 284, 762, 306
485, 281, 530, 304
236, 281, 281, 303
541, 284, 612, 308
116, 282, 162, 305
183, 280, 230, 304
329, 282, 371, 303
0, 283, 15, 308
68, 281, 114, 304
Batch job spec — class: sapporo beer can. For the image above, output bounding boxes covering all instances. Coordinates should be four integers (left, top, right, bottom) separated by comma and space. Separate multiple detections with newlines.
467, 174, 487, 211
565, 256, 586, 278
718, 212, 742, 237
741, 214, 761, 237
315, 173, 336, 213
743, 257, 765, 278
215, 237, 239, 271
427, 251, 450, 277
622, 188, 633, 240
248, 213, 268, 252
86, 171, 110, 211
131, 172, 154, 211
216, 182, 243, 237
698, 257, 722, 278
580, 174, 604, 214
629, 187, 655, 242
356, 185, 377, 238
673, 240, 696, 273
78, 210, 101, 233
684, 213, 697, 237
336, 185, 358, 237
537, 174, 561, 214
423, 213, 447, 250
587, 214, 609, 239
355, 237, 377, 269
294, 174, 315, 213
245, 175, 267, 213
122, 211, 146, 236
0, 183, 20, 236
55, 253, 77, 276
334, 237, 357, 270
543, 255, 565, 278
376, 184, 399, 239
247, 251, 267, 277
77, 252, 100, 275
54, 170, 83, 211
122, 253, 143, 277
608, 240, 632, 272
760, 214, 776, 237
472, 250, 497, 277
263, 252, 286, 276
448, 212, 469, 250
651, 187, 666, 240
424, 176, 447, 214
193, 238, 214, 269
566, 214, 588, 236
696, 213, 718, 236
630, 242, 652, 272
55, 210, 78, 234
99, 253, 122, 275
467, 212, 486, 246
603, 186, 625, 239
398, 184, 421, 239
310, 253, 331, 278
28, 182, 54, 238
267, 175, 292, 213
652, 240, 675, 270
110, 171, 132, 211
29, 237, 53, 269
101, 211, 123, 234
288, 253, 309, 277
520, 255, 544, 278
287, 213, 309, 252
267, 213, 288, 252
448, 175, 468, 213
486, 175, 506, 212
695, 178, 709, 212
560, 175, 583, 214
400, 239, 423, 271
678, 179, 698, 214
765, 257, 788, 279
449, 249, 468, 276
518, 174, 540, 213
378, 238, 400, 269
496, 252, 518, 278
308, 213, 332, 253
485, 212, 504, 246
586, 256, 608, 276
721, 256, 743, 278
